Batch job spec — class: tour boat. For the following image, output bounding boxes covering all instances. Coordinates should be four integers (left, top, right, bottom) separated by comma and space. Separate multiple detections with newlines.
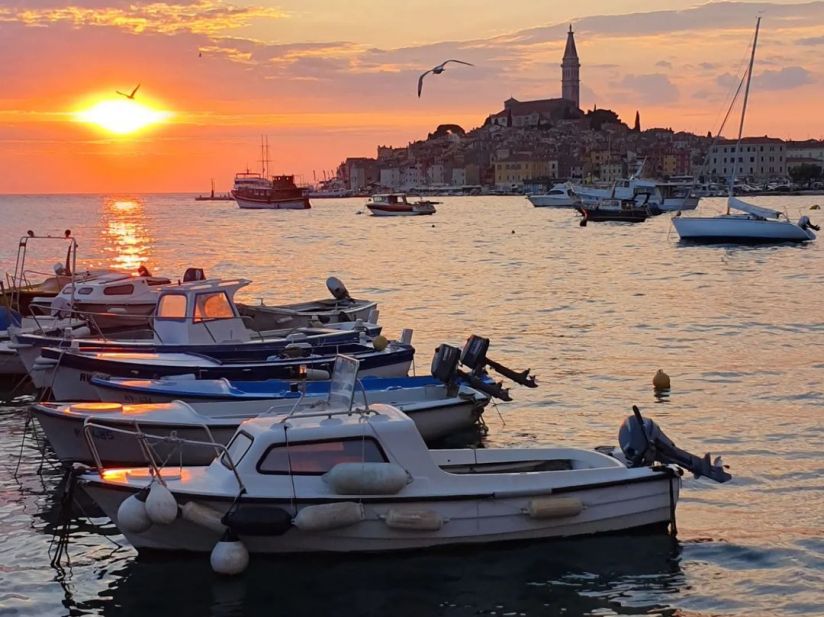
232, 174, 311, 210
366, 194, 436, 216
76, 395, 730, 568
527, 184, 580, 208
671, 21, 817, 243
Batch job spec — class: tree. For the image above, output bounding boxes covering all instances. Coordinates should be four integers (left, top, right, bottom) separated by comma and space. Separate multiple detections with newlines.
788, 163, 822, 186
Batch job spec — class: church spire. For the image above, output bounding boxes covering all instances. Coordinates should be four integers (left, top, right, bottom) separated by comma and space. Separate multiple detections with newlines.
561, 25, 580, 108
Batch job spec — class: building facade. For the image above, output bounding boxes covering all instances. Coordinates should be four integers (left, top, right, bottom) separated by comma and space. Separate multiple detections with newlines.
707, 137, 786, 181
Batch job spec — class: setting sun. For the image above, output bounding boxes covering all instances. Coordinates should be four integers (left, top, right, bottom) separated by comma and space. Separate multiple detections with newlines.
74, 99, 171, 135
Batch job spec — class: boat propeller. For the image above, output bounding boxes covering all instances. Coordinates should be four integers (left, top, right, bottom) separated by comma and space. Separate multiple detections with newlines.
460, 335, 537, 388
618, 405, 731, 483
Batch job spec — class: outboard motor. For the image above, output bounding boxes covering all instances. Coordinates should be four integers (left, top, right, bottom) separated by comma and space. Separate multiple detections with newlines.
798, 215, 820, 231
460, 335, 537, 388
327, 277, 351, 301
431, 344, 512, 401
183, 267, 206, 282
619, 406, 731, 483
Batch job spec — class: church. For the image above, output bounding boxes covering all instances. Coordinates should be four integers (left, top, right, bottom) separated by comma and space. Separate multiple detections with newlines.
486, 25, 582, 127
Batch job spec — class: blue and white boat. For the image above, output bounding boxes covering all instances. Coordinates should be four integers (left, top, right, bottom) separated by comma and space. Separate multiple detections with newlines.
31, 356, 496, 465
11, 278, 379, 382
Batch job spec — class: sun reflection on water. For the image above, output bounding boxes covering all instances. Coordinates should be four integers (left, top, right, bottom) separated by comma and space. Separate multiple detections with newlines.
102, 197, 151, 272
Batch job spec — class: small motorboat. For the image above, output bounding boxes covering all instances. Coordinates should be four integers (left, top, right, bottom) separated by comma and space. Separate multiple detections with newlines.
76, 398, 730, 570
366, 194, 436, 216
577, 200, 650, 224
236, 277, 378, 332
32, 355, 503, 465
10, 277, 374, 380
527, 183, 580, 208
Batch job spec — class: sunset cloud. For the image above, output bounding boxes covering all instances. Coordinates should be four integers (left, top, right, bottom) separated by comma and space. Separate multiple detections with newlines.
0, 1, 285, 35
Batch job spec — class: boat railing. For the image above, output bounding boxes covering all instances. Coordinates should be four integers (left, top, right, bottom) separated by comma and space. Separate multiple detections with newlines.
23, 303, 162, 343
81, 417, 247, 492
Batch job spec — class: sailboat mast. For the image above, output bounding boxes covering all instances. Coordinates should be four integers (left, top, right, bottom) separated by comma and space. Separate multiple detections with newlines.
728, 16, 761, 209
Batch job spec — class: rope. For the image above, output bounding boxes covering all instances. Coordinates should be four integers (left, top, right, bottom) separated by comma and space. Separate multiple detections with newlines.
668, 471, 678, 537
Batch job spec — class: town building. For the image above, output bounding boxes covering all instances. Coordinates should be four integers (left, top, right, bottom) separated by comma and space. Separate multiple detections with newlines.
706, 137, 786, 181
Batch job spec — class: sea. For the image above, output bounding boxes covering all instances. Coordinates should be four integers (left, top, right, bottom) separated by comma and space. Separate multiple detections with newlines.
0, 194, 822, 617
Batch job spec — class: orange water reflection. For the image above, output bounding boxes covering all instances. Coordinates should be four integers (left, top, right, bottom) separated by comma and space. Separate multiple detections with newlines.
102, 197, 151, 272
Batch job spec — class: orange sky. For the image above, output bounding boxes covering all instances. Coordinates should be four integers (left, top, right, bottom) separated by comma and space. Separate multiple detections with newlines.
0, 0, 823, 193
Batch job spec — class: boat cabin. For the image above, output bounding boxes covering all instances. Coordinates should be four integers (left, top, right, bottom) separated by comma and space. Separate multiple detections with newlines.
368, 194, 409, 205
153, 279, 252, 345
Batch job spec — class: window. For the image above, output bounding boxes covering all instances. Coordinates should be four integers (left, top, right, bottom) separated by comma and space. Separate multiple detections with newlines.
157, 293, 187, 319
77, 287, 93, 295
103, 284, 135, 296
221, 432, 253, 469
193, 292, 234, 322
257, 438, 387, 475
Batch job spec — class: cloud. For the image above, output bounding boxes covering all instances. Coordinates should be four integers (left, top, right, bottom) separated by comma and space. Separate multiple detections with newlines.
699, 62, 718, 70
798, 35, 824, 45
755, 66, 814, 90
614, 73, 679, 104
655, 60, 672, 68
716, 73, 742, 90
0, 1, 284, 35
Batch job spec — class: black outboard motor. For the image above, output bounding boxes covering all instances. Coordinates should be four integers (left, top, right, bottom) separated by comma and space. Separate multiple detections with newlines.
460, 335, 538, 388
619, 405, 731, 483
326, 277, 351, 301
431, 344, 512, 401
183, 267, 206, 282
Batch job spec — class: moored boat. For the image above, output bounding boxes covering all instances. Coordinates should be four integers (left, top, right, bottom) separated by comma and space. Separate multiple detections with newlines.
527, 183, 580, 208
232, 174, 310, 210
76, 402, 730, 568
366, 194, 436, 216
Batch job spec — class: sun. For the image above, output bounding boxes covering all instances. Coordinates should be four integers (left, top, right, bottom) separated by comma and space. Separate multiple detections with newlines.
74, 99, 171, 135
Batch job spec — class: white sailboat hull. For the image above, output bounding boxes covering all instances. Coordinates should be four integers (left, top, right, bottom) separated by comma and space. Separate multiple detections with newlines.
672, 215, 816, 243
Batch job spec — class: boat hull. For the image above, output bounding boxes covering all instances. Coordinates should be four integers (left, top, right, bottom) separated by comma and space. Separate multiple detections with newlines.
80, 472, 678, 554
32, 345, 415, 401
0, 341, 26, 376
33, 395, 485, 465
233, 195, 310, 210
366, 205, 435, 216
236, 300, 377, 331
527, 196, 577, 208
672, 215, 816, 243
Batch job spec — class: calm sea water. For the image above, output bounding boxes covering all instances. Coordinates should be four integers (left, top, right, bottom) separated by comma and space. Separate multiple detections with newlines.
0, 194, 822, 616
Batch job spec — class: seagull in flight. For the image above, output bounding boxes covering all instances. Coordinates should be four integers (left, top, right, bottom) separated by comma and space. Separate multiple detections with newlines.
116, 83, 141, 100
418, 60, 473, 97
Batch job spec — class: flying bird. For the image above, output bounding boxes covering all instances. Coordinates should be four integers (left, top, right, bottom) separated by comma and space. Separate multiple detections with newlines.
417, 60, 473, 97
116, 83, 141, 100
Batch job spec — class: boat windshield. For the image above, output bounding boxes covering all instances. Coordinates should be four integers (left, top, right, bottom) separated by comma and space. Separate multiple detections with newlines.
156, 293, 187, 319
193, 291, 235, 322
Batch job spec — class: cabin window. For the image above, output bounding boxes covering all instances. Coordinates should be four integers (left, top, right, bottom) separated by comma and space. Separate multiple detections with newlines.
221, 432, 253, 469
193, 292, 234, 322
78, 287, 93, 295
103, 284, 135, 296
157, 294, 187, 319
257, 438, 387, 475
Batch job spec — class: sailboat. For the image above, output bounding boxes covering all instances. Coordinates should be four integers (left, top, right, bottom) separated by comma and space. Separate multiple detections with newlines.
672, 18, 818, 243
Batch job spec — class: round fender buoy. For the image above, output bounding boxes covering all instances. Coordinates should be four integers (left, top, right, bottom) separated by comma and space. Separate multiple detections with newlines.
372, 335, 388, 352
210, 530, 249, 575
652, 369, 671, 390
293, 502, 364, 531
145, 482, 179, 525
117, 487, 152, 533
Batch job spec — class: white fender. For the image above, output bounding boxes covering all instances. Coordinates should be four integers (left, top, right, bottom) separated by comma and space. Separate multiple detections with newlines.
210, 533, 249, 575
145, 483, 179, 525
180, 501, 226, 534
324, 462, 408, 495
384, 509, 443, 531
116, 491, 152, 533
526, 496, 584, 519
293, 502, 365, 531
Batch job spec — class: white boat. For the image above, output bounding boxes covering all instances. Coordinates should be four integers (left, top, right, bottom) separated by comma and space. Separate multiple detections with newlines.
366, 194, 436, 216
527, 184, 580, 208
671, 19, 818, 244
32, 357, 493, 465
29, 267, 178, 331
76, 397, 730, 567
236, 277, 378, 331
573, 163, 699, 212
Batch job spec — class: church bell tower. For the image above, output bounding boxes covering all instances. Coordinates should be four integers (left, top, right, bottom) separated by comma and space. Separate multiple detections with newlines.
561, 25, 580, 108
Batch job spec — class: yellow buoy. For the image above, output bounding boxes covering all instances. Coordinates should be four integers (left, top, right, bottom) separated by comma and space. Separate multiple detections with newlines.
372, 335, 389, 351
652, 369, 671, 390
